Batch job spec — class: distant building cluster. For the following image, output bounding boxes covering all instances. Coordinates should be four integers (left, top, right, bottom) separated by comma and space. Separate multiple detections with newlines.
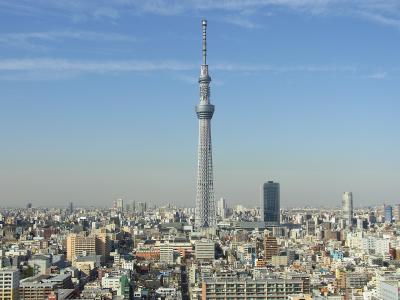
1, 191, 400, 299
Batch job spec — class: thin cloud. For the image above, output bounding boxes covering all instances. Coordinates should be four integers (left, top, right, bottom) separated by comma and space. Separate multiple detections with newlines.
213, 62, 357, 73
2, 0, 400, 30
0, 58, 195, 72
0, 31, 137, 52
358, 11, 400, 30
0, 58, 360, 79
366, 72, 387, 80
93, 7, 120, 19
223, 15, 260, 29
0, 31, 136, 45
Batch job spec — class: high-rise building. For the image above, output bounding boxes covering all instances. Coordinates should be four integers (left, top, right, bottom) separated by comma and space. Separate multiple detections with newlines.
137, 202, 147, 214
131, 200, 136, 212
261, 181, 280, 225
159, 242, 174, 264
217, 197, 227, 219
68, 202, 73, 214
264, 235, 279, 261
66, 234, 96, 263
195, 20, 216, 228
95, 231, 111, 264
385, 205, 393, 223
342, 192, 353, 228
114, 198, 124, 213
66, 233, 110, 264
393, 204, 400, 222
0, 268, 19, 300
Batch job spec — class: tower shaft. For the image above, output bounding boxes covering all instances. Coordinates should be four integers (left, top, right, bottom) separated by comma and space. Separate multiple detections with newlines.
195, 20, 216, 228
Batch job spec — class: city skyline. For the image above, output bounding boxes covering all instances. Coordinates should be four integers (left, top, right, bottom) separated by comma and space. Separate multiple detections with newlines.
1, 1, 400, 207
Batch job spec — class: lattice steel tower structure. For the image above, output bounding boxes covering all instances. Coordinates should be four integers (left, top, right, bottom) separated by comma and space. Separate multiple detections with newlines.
195, 20, 216, 228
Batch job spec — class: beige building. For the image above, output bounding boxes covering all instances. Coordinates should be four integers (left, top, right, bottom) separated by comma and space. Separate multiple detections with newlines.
66, 234, 96, 262
96, 232, 111, 263
75, 261, 96, 276
66, 232, 110, 264
0, 268, 19, 300
271, 255, 288, 267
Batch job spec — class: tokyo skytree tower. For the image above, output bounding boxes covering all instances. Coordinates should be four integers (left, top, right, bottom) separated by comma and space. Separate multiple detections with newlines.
195, 20, 216, 228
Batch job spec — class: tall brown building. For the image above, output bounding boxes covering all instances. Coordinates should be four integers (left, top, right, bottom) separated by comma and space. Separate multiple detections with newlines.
96, 232, 111, 263
264, 235, 279, 261
66, 233, 110, 264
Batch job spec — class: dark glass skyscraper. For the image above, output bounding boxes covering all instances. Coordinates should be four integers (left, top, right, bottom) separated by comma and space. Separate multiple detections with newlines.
261, 181, 280, 225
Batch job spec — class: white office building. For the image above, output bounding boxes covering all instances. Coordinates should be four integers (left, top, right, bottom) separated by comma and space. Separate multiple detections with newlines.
160, 242, 174, 264
379, 279, 400, 300
217, 198, 227, 219
342, 192, 353, 228
195, 239, 215, 261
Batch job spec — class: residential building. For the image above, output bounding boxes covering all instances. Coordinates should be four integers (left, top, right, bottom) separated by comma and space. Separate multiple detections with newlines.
66, 232, 110, 264
0, 268, 19, 300
19, 274, 73, 300
202, 278, 305, 299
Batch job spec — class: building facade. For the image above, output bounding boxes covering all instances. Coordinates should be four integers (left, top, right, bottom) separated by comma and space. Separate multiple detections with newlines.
261, 181, 280, 225
217, 198, 227, 219
264, 235, 279, 261
342, 192, 353, 228
160, 243, 174, 264
379, 280, 400, 300
202, 278, 305, 299
66, 233, 110, 264
0, 268, 19, 300
385, 205, 393, 223
19, 274, 73, 300
195, 240, 215, 261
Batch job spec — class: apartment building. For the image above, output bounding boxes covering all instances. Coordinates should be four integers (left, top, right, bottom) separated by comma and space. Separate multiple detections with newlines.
0, 268, 19, 300
202, 278, 305, 299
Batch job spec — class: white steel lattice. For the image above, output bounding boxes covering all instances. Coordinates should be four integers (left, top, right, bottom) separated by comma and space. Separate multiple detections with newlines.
195, 20, 216, 228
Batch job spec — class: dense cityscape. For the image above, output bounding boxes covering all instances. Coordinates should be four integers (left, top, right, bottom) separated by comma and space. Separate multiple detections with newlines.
1, 194, 400, 299
1, 6, 399, 300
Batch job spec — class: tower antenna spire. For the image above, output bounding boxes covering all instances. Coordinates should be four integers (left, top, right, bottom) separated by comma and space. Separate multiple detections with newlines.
195, 19, 215, 228
202, 19, 207, 65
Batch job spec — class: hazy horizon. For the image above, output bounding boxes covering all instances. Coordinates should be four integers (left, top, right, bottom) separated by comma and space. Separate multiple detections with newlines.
1, 1, 399, 208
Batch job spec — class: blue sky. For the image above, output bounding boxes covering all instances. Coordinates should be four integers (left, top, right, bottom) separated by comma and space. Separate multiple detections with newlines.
0, 0, 399, 208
